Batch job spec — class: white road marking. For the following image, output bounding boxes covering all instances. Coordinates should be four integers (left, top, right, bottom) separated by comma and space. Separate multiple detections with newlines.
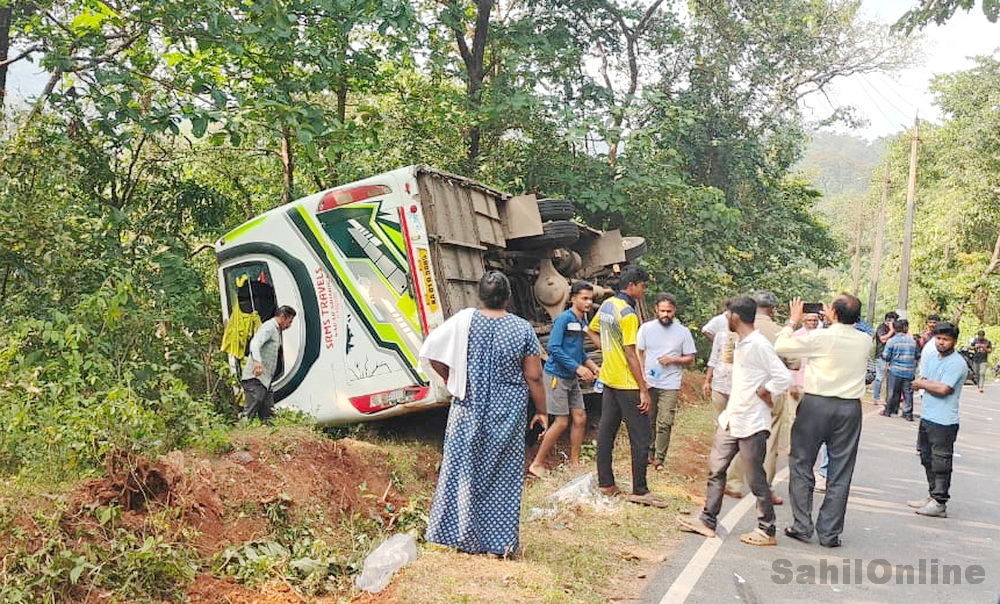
658, 466, 790, 604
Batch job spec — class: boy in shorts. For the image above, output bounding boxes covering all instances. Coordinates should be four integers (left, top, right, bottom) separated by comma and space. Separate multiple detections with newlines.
528, 281, 600, 477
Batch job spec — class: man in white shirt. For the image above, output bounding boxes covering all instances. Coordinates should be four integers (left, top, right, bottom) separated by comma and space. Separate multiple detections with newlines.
637, 293, 697, 470
703, 326, 736, 419
677, 296, 791, 546
701, 308, 729, 342
776, 295, 872, 548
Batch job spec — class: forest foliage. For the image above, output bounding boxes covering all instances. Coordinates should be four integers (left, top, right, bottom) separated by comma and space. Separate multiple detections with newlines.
849, 54, 1000, 331
0, 0, 921, 486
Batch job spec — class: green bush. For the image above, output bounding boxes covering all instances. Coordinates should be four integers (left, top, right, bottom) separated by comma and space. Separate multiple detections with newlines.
0, 502, 198, 603
0, 271, 229, 484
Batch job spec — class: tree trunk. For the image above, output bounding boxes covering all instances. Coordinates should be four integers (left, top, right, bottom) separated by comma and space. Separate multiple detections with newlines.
602, 0, 665, 167
280, 126, 294, 205
19, 65, 63, 137
851, 212, 863, 295
607, 37, 639, 168
466, 76, 482, 168
0, 6, 11, 113
446, 0, 492, 172
323, 76, 348, 186
985, 228, 1000, 275
1, 264, 9, 306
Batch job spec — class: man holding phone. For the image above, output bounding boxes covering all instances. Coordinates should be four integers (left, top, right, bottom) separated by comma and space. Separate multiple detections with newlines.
873, 312, 899, 405
776, 295, 872, 548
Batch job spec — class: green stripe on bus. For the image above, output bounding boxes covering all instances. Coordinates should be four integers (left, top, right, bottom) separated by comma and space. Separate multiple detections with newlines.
288, 207, 422, 378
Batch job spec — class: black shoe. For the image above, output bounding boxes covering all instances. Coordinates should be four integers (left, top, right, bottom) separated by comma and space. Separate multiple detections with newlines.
819, 537, 842, 548
784, 527, 812, 543
904, 416, 914, 421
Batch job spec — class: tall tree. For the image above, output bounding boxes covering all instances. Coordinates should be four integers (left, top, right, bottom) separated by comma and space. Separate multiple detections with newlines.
895, 0, 1000, 33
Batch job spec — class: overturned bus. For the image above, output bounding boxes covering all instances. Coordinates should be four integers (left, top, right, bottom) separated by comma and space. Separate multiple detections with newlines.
215, 165, 646, 425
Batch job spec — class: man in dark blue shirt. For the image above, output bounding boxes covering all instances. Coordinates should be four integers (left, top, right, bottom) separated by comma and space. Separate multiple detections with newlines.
873, 311, 898, 405
528, 281, 601, 477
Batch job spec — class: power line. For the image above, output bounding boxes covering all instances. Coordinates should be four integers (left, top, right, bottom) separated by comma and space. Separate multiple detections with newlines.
871, 72, 922, 114
854, 75, 901, 128
860, 73, 912, 124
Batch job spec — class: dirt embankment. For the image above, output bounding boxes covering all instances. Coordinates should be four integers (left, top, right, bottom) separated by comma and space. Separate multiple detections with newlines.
6, 372, 717, 604
7, 427, 440, 603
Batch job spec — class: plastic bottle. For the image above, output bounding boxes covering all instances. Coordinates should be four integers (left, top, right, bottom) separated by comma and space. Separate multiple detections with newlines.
355, 534, 418, 593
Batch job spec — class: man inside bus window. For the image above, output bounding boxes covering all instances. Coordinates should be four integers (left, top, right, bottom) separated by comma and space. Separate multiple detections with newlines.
240, 305, 297, 423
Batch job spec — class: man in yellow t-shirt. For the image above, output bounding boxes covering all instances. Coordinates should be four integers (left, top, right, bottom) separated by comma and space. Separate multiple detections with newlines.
589, 265, 661, 504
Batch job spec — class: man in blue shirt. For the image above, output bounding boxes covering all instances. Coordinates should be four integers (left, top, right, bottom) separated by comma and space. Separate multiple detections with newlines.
528, 281, 601, 477
908, 321, 967, 518
881, 319, 918, 420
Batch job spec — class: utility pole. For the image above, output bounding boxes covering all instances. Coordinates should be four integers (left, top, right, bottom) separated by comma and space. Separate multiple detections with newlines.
898, 116, 919, 313
866, 163, 891, 325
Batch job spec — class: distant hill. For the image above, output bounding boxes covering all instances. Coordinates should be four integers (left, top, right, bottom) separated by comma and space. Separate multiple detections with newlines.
796, 131, 886, 197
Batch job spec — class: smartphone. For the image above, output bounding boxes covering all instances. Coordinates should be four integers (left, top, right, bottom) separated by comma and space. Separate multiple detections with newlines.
525, 418, 546, 445
802, 302, 824, 314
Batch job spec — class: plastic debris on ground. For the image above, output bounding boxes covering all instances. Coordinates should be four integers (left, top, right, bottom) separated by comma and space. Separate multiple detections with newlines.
527, 473, 621, 521
355, 533, 418, 593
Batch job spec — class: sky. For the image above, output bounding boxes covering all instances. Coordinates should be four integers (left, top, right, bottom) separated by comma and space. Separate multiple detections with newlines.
811, 0, 1000, 140
5, 0, 998, 141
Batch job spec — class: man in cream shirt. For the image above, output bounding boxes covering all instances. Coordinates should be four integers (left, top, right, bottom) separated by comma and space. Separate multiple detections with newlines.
775, 294, 872, 548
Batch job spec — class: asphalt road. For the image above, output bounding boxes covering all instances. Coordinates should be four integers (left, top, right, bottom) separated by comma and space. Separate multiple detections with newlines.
644, 384, 1000, 604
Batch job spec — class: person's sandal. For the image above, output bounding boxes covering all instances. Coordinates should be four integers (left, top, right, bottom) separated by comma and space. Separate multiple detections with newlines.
676, 515, 716, 538
626, 492, 669, 508
739, 528, 777, 546
599, 485, 622, 497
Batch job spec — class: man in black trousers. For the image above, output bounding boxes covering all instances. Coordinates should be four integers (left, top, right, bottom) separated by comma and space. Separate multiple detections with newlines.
775, 295, 872, 548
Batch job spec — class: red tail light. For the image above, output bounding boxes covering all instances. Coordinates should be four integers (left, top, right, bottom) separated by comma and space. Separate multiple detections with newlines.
349, 386, 430, 414
317, 184, 392, 212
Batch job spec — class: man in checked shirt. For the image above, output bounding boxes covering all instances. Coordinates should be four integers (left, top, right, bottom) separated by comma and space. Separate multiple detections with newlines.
240, 305, 297, 423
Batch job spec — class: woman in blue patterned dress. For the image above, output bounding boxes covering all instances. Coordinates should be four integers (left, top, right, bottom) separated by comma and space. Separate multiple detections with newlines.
423, 271, 548, 557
